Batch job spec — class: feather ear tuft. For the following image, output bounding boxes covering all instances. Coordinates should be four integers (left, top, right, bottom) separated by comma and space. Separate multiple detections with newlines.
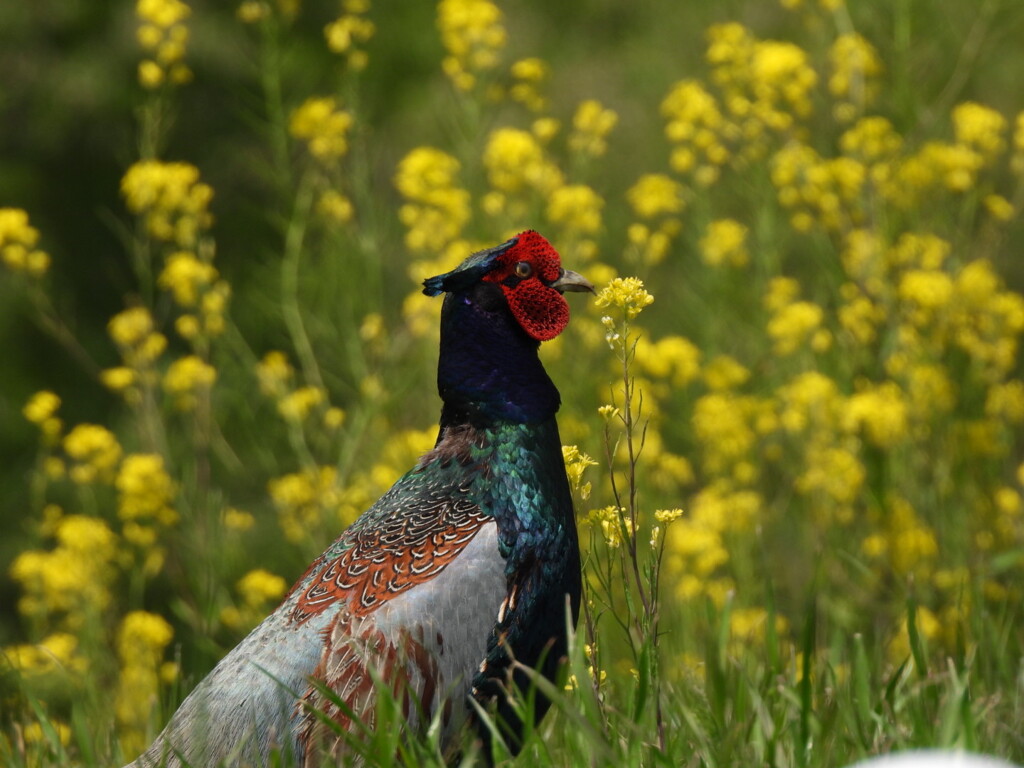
422, 236, 519, 296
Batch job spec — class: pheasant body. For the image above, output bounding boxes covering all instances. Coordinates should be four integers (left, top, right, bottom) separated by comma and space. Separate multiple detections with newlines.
127, 231, 589, 767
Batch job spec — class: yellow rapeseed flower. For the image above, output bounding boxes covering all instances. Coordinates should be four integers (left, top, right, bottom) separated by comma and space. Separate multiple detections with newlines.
839, 115, 902, 164
898, 269, 954, 311
0, 208, 50, 277
568, 100, 618, 157
547, 184, 603, 236
277, 386, 327, 421
163, 354, 217, 410
289, 97, 354, 163
952, 101, 1007, 161
324, 0, 375, 70
268, 465, 341, 542
700, 218, 749, 267
10, 515, 118, 624
223, 506, 255, 532
986, 381, 1024, 423
118, 610, 174, 667
236, 568, 288, 607
121, 161, 213, 246
437, 0, 506, 91
135, 0, 192, 88
827, 33, 882, 121
767, 300, 826, 356
595, 277, 654, 320
509, 57, 549, 112
843, 381, 909, 448
983, 194, 1015, 222
562, 445, 597, 499
702, 354, 750, 391
634, 334, 702, 387
626, 174, 685, 220
655, 508, 684, 524
63, 424, 122, 484
661, 79, 732, 184
117, 453, 177, 527
317, 189, 355, 223
395, 147, 470, 253
23, 391, 62, 444
116, 610, 175, 753
158, 250, 218, 307
483, 127, 563, 196
255, 350, 294, 397
692, 393, 758, 472
108, 306, 168, 371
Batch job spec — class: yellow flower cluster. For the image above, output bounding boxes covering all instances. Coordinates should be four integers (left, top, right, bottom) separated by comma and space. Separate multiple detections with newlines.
158, 250, 230, 339
278, 386, 328, 422
158, 250, 217, 306
136, 0, 192, 88
317, 189, 355, 224
861, 495, 938, 578
289, 97, 354, 163
121, 160, 214, 247
4, 632, 87, 681
324, 0, 375, 70
116, 454, 177, 573
633, 335, 701, 388
625, 174, 684, 265
708, 22, 816, 133
765, 286, 830, 356
268, 465, 343, 543
23, 391, 62, 444
661, 80, 733, 186
627, 174, 685, 221
0, 208, 50, 276
587, 505, 635, 549
163, 354, 217, 410
63, 424, 123, 484
255, 350, 344, 429
827, 33, 883, 122
254, 351, 292, 399
665, 486, 761, 603
508, 57, 549, 112
771, 142, 867, 232
482, 127, 563, 203
115, 611, 177, 756
562, 445, 598, 500
700, 218, 749, 268
843, 382, 908, 449
547, 183, 604, 243
105, 307, 167, 402
595, 277, 655, 321
952, 101, 1007, 161
569, 100, 618, 158
9, 513, 119, 627
222, 506, 256, 532
395, 147, 470, 253
220, 568, 288, 630
692, 391, 763, 476
437, 0, 506, 91
728, 607, 788, 655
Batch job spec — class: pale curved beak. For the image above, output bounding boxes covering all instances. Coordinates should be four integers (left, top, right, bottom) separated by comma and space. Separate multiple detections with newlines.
551, 268, 595, 294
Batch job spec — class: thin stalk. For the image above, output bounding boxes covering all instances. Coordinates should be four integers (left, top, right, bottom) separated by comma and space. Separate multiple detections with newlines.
281, 169, 325, 394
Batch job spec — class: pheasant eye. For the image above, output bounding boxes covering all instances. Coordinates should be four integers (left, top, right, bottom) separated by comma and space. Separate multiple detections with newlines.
514, 261, 533, 278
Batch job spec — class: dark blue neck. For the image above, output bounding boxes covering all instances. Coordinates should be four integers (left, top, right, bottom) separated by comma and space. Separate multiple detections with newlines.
437, 283, 560, 426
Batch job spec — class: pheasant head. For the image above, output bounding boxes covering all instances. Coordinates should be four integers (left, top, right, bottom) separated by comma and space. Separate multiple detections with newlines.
423, 231, 593, 424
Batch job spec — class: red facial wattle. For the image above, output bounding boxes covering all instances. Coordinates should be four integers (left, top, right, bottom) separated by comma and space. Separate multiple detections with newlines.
483, 230, 571, 342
